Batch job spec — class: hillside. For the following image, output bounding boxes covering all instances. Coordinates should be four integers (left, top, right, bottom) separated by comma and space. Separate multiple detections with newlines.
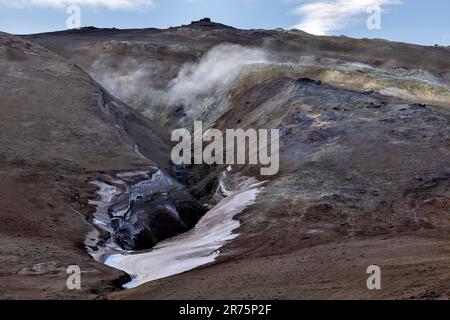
0, 32, 171, 299
2, 19, 450, 299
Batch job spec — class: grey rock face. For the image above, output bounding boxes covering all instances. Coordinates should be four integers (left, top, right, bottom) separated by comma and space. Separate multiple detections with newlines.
109, 170, 206, 250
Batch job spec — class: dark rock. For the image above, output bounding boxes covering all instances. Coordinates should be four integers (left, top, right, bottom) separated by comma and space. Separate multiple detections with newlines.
187, 18, 232, 29
173, 163, 188, 185
295, 78, 323, 86
109, 171, 206, 250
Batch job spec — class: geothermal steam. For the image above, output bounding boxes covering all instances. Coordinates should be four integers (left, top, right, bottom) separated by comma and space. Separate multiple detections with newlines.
167, 44, 268, 112
90, 44, 269, 125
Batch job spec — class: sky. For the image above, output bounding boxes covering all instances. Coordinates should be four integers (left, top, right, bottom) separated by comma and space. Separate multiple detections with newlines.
0, 0, 448, 46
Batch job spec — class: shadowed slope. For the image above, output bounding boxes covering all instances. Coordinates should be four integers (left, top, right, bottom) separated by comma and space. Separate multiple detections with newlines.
0, 32, 171, 299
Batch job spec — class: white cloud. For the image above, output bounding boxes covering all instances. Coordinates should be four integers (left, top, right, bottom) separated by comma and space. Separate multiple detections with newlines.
0, 0, 154, 9
292, 0, 400, 35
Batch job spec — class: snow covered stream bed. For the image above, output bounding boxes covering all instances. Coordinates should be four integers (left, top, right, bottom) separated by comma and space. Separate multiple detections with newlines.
86, 169, 264, 289
106, 187, 262, 288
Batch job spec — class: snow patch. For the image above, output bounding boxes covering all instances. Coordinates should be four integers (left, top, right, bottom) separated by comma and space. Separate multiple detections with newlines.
105, 186, 263, 289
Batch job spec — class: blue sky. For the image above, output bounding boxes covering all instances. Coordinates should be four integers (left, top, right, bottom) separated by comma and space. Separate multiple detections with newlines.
0, 0, 448, 45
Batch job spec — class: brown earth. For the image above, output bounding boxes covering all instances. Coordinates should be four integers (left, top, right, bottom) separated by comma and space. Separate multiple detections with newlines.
0, 32, 171, 299
110, 236, 450, 300
1, 20, 449, 300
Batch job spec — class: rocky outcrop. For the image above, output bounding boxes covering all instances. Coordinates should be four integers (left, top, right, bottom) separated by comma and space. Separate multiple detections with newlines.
185, 18, 233, 30
108, 170, 206, 250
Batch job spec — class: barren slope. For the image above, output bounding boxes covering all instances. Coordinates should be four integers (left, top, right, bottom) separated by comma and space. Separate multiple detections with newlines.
25, 21, 450, 128
111, 75, 450, 300
9, 21, 450, 299
0, 32, 171, 299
